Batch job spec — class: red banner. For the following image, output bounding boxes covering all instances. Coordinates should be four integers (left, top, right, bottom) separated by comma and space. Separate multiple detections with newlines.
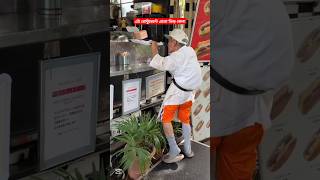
190, 0, 210, 62
134, 18, 188, 25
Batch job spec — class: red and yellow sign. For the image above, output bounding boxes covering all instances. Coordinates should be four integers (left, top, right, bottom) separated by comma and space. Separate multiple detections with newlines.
190, 0, 210, 62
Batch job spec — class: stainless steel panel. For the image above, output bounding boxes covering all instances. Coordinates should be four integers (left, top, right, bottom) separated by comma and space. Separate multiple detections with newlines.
110, 39, 166, 76
0, 0, 105, 14
0, 0, 38, 13
0, 5, 108, 48
0, 0, 17, 13
110, 41, 152, 66
110, 64, 161, 77
39, 0, 62, 15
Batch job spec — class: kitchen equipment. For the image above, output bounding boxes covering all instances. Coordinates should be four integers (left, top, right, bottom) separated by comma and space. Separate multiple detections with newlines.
116, 51, 130, 67
111, 33, 131, 42
126, 10, 138, 25
110, 3, 120, 20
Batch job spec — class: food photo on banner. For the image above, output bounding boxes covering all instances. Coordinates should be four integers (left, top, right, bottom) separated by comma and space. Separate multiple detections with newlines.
190, 0, 210, 62
259, 15, 320, 180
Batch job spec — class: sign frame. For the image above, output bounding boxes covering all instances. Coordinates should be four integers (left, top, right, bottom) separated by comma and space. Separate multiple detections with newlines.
122, 78, 142, 115
0, 74, 11, 180
39, 53, 100, 170
145, 72, 166, 100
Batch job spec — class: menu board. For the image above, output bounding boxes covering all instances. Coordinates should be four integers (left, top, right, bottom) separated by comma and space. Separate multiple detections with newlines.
192, 66, 210, 141
259, 17, 320, 180
145, 72, 166, 99
122, 79, 142, 115
190, 0, 210, 62
40, 53, 100, 170
0, 74, 11, 180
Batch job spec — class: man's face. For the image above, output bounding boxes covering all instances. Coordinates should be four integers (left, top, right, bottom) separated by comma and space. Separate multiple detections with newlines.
168, 37, 178, 54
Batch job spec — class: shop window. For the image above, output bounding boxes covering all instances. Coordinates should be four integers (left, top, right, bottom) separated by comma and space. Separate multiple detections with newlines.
186, 3, 190, 12
110, 0, 134, 17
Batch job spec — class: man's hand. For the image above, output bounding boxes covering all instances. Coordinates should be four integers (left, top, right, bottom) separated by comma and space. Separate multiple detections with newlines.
151, 41, 159, 58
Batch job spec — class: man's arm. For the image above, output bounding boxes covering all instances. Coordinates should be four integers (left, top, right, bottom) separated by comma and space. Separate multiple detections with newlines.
149, 41, 176, 72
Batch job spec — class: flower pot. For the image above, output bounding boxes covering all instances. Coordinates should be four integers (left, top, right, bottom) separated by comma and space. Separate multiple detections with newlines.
128, 146, 156, 180
152, 148, 164, 164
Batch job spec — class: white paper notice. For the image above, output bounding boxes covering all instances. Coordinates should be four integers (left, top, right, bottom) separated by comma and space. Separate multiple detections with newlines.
0, 74, 12, 180
43, 62, 94, 161
122, 79, 141, 115
146, 73, 165, 99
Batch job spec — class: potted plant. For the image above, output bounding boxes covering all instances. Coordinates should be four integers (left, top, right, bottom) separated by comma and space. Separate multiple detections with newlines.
114, 113, 166, 180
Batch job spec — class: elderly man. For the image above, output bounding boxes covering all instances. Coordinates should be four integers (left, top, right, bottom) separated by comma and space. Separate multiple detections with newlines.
149, 29, 202, 163
212, 0, 295, 179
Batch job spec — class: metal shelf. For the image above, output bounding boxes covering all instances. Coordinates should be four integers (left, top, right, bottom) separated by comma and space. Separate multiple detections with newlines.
110, 63, 160, 77
0, 5, 108, 48
111, 96, 164, 120
11, 135, 110, 180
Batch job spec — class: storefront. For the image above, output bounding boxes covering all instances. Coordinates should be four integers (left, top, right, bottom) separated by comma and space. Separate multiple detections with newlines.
109, 0, 211, 179
0, 0, 211, 180
0, 0, 109, 179
2, 0, 320, 180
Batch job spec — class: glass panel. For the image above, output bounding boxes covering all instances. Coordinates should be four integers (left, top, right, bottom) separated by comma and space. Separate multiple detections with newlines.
121, 3, 134, 17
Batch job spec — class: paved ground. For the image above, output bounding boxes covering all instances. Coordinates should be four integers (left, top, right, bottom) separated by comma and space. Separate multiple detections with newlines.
144, 141, 211, 180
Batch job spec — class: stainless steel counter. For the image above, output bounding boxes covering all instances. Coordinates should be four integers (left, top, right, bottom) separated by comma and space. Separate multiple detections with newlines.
110, 63, 160, 77
0, 5, 108, 48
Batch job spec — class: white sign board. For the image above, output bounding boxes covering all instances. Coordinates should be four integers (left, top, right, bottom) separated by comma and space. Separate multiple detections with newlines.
259, 17, 320, 180
122, 79, 141, 115
40, 53, 100, 170
145, 72, 166, 99
0, 74, 12, 180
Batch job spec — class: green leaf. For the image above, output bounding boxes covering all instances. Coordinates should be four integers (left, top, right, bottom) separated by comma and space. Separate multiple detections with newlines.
92, 162, 98, 180
52, 169, 69, 180
54, 168, 77, 180
29, 176, 44, 180
98, 161, 107, 180
114, 113, 166, 172
74, 168, 84, 180
136, 148, 151, 174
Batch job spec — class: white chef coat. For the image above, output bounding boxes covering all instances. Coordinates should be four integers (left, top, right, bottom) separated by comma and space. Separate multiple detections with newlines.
212, 0, 295, 136
212, 80, 274, 137
149, 46, 202, 106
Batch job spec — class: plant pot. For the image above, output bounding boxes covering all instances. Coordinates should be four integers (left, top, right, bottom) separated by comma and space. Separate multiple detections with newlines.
152, 148, 164, 164
128, 146, 156, 180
